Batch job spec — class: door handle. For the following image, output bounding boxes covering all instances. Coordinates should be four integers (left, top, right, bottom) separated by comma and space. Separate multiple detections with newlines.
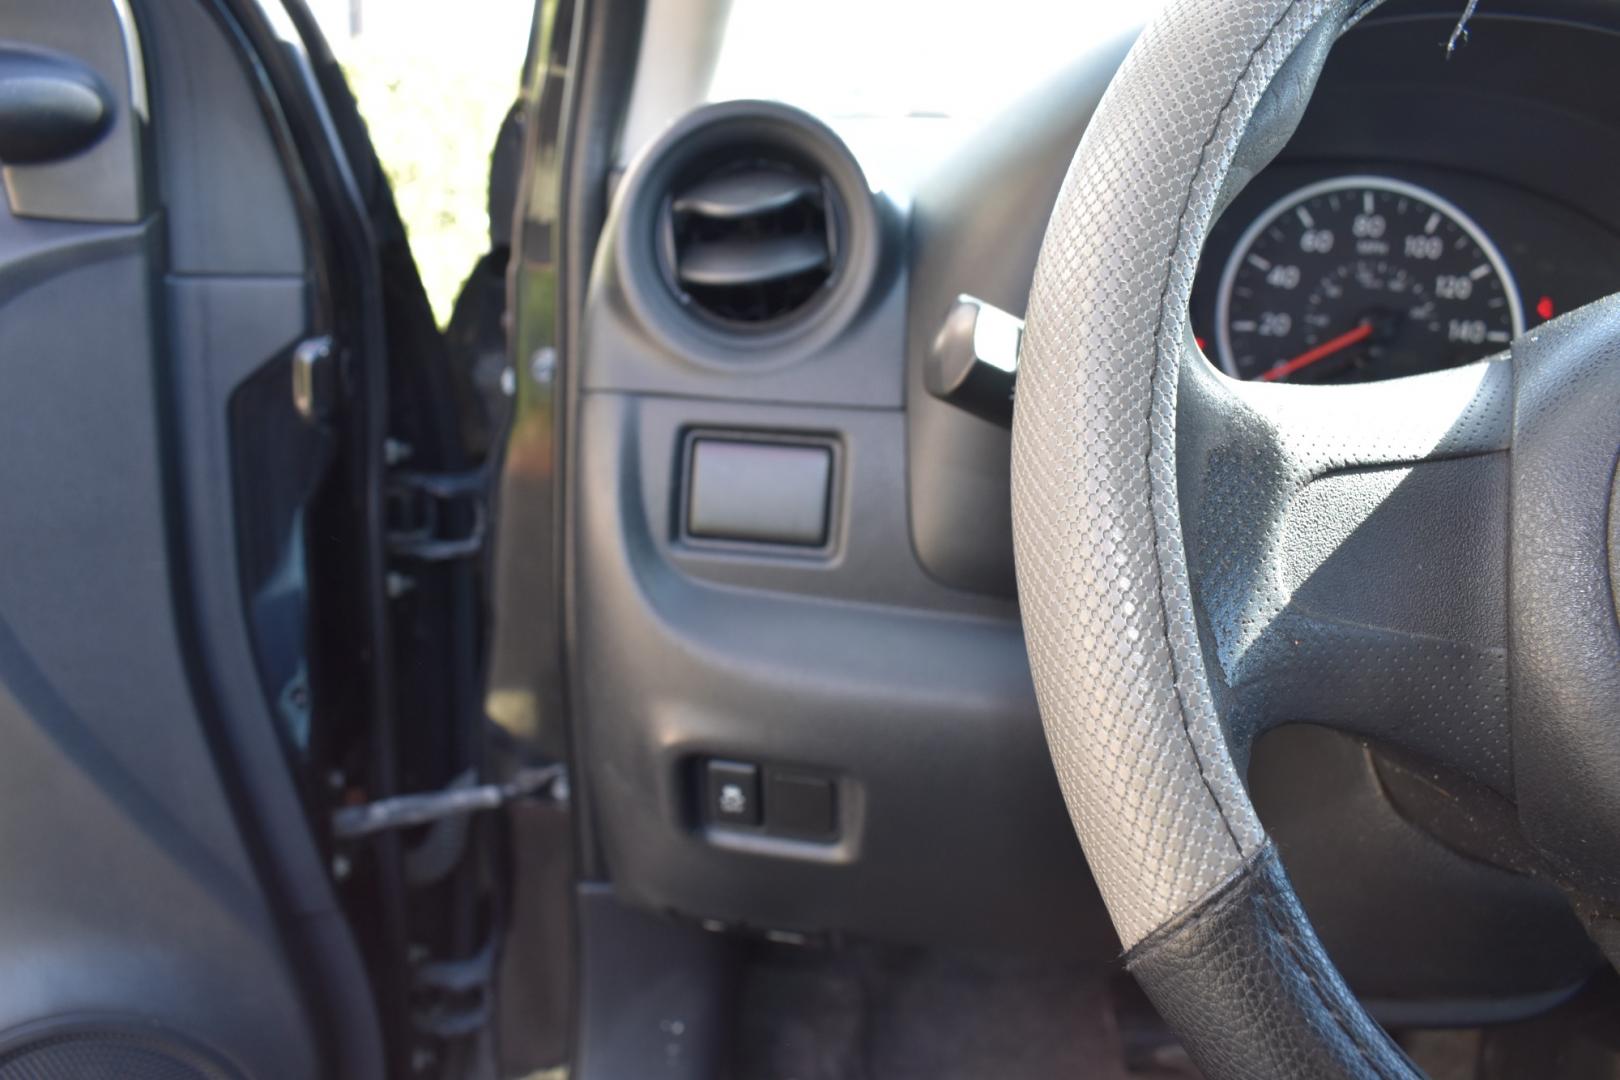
0, 48, 111, 166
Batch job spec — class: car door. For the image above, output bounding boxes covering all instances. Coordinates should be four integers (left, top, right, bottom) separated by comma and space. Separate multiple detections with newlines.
0, 1, 518, 1076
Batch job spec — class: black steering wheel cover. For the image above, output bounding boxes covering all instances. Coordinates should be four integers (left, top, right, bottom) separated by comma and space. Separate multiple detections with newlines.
1129, 846, 1418, 1078
1009, 0, 1419, 1076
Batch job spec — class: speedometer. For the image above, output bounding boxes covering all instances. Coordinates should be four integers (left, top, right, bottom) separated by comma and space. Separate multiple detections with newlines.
1214, 176, 1524, 383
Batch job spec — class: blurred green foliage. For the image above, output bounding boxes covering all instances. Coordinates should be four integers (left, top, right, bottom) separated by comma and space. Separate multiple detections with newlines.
342, 42, 519, 326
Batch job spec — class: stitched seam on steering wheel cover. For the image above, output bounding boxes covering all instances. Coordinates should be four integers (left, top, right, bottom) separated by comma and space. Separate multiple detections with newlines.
1010, 0, 1374, 948
1143, 0, 1309, 862
1126, 847, 1415, 1079
1252, 888, 1399, 1080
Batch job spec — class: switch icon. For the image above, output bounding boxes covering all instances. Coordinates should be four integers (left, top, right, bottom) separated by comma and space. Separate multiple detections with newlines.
705, 760, 760, 826
718, 783, 748, 816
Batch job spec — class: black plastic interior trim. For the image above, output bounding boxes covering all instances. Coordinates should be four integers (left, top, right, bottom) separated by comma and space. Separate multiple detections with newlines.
0, 48, 112, 165
671, 169, 817, 218
555, 0, 1620, 1030
593, 99, 889, 377
0, 2, 143, 223
905, 27, 1139, 597
192, 0, 399, 1070
676, 234, 827, 287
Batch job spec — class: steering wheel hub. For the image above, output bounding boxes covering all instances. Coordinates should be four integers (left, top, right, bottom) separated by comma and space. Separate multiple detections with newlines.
1506, 300, 1620, 901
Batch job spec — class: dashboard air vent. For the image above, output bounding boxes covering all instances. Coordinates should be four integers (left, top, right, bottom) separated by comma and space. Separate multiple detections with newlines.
663, 160, 838, 327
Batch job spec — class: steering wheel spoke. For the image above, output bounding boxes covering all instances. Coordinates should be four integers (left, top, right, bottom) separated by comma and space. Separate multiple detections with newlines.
1178, 347, 1516, 790
1012, 0, 1620, 1070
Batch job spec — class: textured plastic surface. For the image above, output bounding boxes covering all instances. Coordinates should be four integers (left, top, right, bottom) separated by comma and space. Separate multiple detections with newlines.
571, 382, 1594, 1008
153, 2, 386, 1074
141, 0, 305, 275
565, 6, 1609, 1020
686, 438, 831, 546
0, 2, 143, 222
0, 1028, 236, 1080
917, 6, 1620, 600
572, 390, 1115, 954
1254, 727, 1600, 1009
585, 101, 907, 408
572, 885, 736, 1080
1178, 356, 1514, 792
905, 29, 1139, 596
0, 50, 111, 165
1509, 295, 1620, 900
0, 224, 319, 1076
0, 1, 376, 1076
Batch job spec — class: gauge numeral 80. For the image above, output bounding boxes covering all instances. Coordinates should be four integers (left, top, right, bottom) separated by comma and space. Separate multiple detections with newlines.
1214, 176, 1524, 382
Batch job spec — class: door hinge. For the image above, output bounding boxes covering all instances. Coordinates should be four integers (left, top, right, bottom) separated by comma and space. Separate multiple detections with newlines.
411, 933, 498, 1044
384, 459, 492, 562
331, 763, 567, 841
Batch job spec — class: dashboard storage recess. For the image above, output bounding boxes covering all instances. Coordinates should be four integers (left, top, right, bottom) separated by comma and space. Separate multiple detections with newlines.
685, 435, 833, 548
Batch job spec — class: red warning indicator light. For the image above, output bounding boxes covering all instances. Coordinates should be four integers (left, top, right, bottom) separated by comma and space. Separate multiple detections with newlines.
1536, 295, 1556, 321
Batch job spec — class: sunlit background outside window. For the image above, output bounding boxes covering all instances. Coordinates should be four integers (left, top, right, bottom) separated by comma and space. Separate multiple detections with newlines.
309, 0, 1162, 323
307, 0, 533, 323
711, 0, 1162, 189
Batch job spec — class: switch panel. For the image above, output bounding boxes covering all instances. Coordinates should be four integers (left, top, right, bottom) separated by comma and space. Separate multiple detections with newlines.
765, 769, 837, 839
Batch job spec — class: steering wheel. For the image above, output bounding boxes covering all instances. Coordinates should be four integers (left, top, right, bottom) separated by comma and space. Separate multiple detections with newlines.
1011, 1, 1620, 1076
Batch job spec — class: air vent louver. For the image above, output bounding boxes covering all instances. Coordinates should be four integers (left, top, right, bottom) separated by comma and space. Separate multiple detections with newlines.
664, 160, 838, 326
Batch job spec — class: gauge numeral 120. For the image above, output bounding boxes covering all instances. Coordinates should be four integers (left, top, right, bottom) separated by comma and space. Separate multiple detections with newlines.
1213, 176, 1524, 383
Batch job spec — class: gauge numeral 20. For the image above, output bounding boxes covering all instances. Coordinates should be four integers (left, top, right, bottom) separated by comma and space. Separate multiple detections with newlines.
1257, 312, 1292, 336
1214, 176, 1525, 382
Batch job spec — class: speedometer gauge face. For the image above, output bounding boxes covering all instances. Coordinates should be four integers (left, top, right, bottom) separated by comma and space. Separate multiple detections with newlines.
1214, 177, 1524, 383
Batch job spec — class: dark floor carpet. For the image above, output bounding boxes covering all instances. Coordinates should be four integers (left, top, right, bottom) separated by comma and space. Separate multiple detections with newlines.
730, 943, 1194, 1080
728, 939, 1620, 1079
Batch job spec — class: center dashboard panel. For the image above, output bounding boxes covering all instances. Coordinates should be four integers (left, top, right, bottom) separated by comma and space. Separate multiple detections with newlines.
572, 98, 1112, 956
566, 0, 1612, 1011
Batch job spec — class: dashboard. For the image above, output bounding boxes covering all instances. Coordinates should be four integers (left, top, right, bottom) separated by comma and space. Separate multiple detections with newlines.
1188, 11, 1620, 385
569, 0, 1620, 1025
1192, 165, 1620, 383
1204, 174, 1523, 382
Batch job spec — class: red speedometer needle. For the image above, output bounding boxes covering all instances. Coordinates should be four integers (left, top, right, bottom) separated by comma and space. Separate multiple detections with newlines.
1261, 321, 1374, 382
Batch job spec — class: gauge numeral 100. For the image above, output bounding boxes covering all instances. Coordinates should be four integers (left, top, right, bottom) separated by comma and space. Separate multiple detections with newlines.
1214, 176, 1525, 383
1404, 234, 1445, 260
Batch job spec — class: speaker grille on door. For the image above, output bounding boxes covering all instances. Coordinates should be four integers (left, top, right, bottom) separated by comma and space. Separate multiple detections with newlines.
0, 1029, 237, 1080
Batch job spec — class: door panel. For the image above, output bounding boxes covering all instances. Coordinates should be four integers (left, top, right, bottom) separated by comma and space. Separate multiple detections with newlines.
0, 1, 379, 1075
1, 2, 143, 223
